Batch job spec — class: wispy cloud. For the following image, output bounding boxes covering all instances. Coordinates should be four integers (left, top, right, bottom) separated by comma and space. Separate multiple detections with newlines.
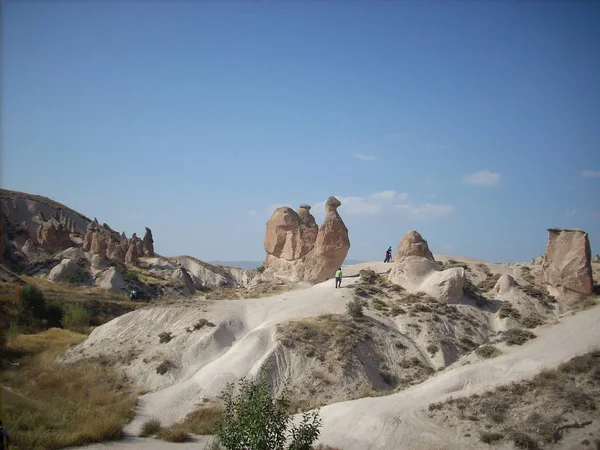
312, 190, 455, 221
394, 203, 456, 221
461, 169, 501, 187
353, 152, 378, 161
566, 210, 577, 217
581, 170, 600, 178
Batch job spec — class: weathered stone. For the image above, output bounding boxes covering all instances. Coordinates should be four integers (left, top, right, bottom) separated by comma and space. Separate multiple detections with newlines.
263, 196, 350, 283
542, 228, 593, 295
388, 230, 464, 303
91, 230, 108, 258
125, 240, 139, 265
37, 218, 72, 252
95, 267, 127, 292
48, 258, 80, 282
171, 267, 195, 297
143, 227, 155, 256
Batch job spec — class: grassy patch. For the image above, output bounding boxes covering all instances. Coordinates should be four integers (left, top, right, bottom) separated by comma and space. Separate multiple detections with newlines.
177, 403, 223, 435
502, 328, 536, 346
139, 418, 162, 437
157, 427, 192, 442
475, 345, 502, 359
520, 315, 544, 329
498, 301, 521, 319
186, 318, 216, 332
477, 273, 501, 291
518, 283, 556, 306
3, 328, 137, 449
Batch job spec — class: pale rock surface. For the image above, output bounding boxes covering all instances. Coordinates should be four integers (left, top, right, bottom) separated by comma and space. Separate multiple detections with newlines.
95, 267, 127, 292
171, 267, 195, 296
21, 239, 37, 260
542, 228, 593, 296
263, 197, 350, 283
48, 258, 80, 282
388, 230, 465, 302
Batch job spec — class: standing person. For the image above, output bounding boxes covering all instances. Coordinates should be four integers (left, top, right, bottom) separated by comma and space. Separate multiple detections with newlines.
385, 246, 392, 263
0, 420, 9, 450
335, 267, 343, 288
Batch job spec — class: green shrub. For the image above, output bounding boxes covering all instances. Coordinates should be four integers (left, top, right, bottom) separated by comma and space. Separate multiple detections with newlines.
20, 284, 47, 319
215, 370, 322, 450
61, 303, 91, 332
125, 271, 139, 281
256, 264, 265, 274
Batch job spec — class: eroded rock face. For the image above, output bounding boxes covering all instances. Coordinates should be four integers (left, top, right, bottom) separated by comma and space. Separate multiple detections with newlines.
542, 228, 593, 295
171, 267, 195, 297
388, 230, 465, 303
143, 227, 155, 257
37, 218, 72, 252
125, 239, 139, 265
263, 197, 350, 283
95, 267, 127, 292
48, 259, 80, 282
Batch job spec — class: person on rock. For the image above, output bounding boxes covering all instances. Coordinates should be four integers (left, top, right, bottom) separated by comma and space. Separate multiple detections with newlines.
384, 246, 393, 263
335, 268, 343, 288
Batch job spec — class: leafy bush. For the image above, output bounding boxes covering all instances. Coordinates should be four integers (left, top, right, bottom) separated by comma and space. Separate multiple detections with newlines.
215, 370, 322, 450
346, 298, 364, 319
139, 418, 162, 437
19, 284, 47, 319
62, 303, 91, 332
125, 270, 139, 281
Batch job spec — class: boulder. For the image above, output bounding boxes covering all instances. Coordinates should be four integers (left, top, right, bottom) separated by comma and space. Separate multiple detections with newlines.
48, 258, 80, 282
95, 267, 127, 292
143, 227, 155, 256
388, 230, 465, 303
542, 228, 593, 296
37, 218, 72, 252
263, 196, 350, 283
171, 267, 195, 297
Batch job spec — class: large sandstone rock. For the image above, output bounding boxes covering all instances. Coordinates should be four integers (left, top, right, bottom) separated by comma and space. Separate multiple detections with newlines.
125, 239, 139, 265
542, 228, 593, 296
388, 230, 465, 303
48, 258, 80, 282
95, 267, 127, 292
171, 267, 195, 297
263, 197, 350, 283
37, 218, 72, 252
143, 227, 155, 257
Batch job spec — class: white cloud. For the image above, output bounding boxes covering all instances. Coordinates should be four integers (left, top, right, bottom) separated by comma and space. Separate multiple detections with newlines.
461, 170, 501, 187
353, 152, 378, 161
312, 191, 454, 221
394, 203, 456, 221
581, 170, 600, 178
312, 190, 409, 217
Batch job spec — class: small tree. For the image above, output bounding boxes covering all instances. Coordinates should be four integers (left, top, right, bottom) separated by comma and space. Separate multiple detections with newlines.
215, 370, 322, 450
19, 284, 47, 319
346, 298, 364, 319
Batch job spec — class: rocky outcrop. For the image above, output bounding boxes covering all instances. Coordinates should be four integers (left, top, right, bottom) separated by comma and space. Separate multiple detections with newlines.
542, 228, 593, 296
263, 197, 350, 283
171, 267, 195, 297
21, 239, 37, 260
388, 230, 465, 303
37, 218, 72, 252
48, 258, 80, 282
143, 227, 155, 257
125, 238, 139, 265
95, 267, 127, 292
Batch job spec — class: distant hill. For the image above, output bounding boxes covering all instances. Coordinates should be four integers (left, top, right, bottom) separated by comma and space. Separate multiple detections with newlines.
209, 261, 264, 270
210, 259, 365, 270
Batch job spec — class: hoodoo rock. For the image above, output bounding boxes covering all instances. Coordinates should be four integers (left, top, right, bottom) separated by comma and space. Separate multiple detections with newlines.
263, 196, 350, 283
37, 218, 72, 252
542, 228, 593, 296
388, 230, 465, 303
143, 227, 155, 256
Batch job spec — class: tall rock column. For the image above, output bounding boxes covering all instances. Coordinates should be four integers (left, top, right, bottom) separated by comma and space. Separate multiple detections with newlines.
143, 227, 155, 257
542, 228, 593, 295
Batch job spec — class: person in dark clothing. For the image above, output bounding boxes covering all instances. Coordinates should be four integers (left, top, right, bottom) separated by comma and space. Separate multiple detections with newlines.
0, 420, 10, 450
384, 246, 393, 263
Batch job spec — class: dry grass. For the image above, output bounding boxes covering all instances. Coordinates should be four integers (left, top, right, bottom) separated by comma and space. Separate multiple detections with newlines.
520, 315, 544, 329
502, 328, 536, 346
204, 282, 292, 300
498, 301, 521, 319
428, 351, 600, 449
475, 345, 502, 359
157, 427, 192, 442
3, 328, 137, 449
477, 273, 501, 291
176, 403, 223, 435
139, 418, 162, 437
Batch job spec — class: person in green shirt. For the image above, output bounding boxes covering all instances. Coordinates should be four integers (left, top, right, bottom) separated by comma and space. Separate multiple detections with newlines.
335, 268, 343, 288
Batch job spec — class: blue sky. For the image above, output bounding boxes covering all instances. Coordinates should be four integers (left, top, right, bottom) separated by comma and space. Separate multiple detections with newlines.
2, 1, 599, 263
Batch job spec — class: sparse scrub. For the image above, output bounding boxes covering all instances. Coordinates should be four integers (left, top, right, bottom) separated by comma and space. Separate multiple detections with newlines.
480, 432, 504, 444
3, 328, 137, 449
426, 344, 439, 355
158, 331, 174, 343
520, 266, 536, 284
346, 298, 364, 319
61, 302, 91, 333
390, 305, 406, 316
498, 301, 521, 319
256, 264, 265, 273
186, 318, 216, 332
371, 298, 388, 311
178, 403, 223, 435
477, 273, 501, 291
158, 426, 191, 442
139, 418, 162, 437
156, 359, 173, 375
215, 370, 322, 450
125, 270, 139, 281
475, 345, 502, 359
394, 340, 407, 349
520, 315, 544, 329
503, 328, 536, 346
518, 283, 556, 306
510, 431, 540, 449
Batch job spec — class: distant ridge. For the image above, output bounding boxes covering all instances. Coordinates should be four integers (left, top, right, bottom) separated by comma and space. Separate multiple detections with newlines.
209, 261, 263, 270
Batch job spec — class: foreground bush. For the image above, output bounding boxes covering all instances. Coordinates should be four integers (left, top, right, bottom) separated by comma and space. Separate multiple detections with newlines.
139, 418, 162, 437
216, 370, 322, 450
